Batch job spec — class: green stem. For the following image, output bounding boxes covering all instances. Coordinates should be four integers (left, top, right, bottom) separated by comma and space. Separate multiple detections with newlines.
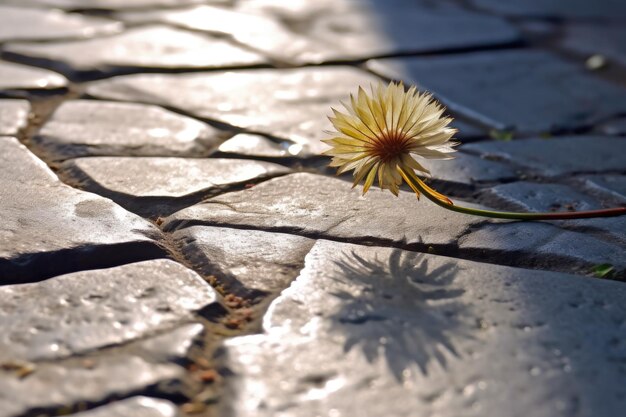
410, 177, 626, 221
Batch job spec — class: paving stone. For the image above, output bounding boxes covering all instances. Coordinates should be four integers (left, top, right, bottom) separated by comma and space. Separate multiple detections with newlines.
68, 397, 180, 417
470, 0, 626, 19
580, 175, 626, 202
463, 136, 626, 177
164, 173, 486, 247
61, 156, 290, 217
0, 99, 30, 135
0, 353, 189, 417
0, 136, 163, 283
368, 50, 626, 134
482, 182, 626, 246
0, 60, 67, 92
164, 173, 626, 274
118, 3, 519, 64
597, 118, 626, 136
0, 5, 121, 42
560, 24, 626, 67
422, 152, 518, 186
5, 25, 266, 77
217, 133, 300, 159
222, 240, 626, 417
34, 100, 232, 161
86, 66, 382, 156
0, 259, 220, 362
172, 226, 315, 295
133, 323, 204, 364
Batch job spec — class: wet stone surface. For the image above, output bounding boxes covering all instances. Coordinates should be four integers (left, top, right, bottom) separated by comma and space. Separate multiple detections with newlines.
0, 60, 67, 92
368, 50, 626, 134
0, 99, 30, 135
172, 226, 315, 295
221, 240, 626, 417
86, 66, 381, 156
5, 25, 266, 78
61, 156, 290, 217
0, 259, 221, 362
0, 136, 163, 283
34, 100, 232, 161
0, 5, 122, 42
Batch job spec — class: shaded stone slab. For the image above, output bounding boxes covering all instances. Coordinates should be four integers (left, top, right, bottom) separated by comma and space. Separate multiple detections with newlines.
368, 50, 626, 134
422, 152, 518, 187
5, 25, 266, 77
0, 259, 222, 362
597, 118, 626, 136
470, 0, 626, 19
0, 136, 163, 283
118, 3, 519, 64
68, 397, 180, 417
0, 5, 121, 42
86, 66, 381, 156
560, 24, 626, 68
172, 226, 315, 295
164, 173, 626, 275
217, 133, 299, 159
580, 175, 626, 202
463, 136, 626, 177
222, 240, 626, 417
34, 100, 232, 161
0, 99, 30, 135
481, 182, 626, 246
0, 60, 67, 92
0, 354, 189, 417
61, 156, 290, 217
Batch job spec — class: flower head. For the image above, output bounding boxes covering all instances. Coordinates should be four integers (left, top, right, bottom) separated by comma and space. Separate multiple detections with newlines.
323, 81, 458, 198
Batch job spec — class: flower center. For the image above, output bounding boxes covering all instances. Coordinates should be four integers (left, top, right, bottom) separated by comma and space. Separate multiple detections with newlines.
371, 130, 410, 162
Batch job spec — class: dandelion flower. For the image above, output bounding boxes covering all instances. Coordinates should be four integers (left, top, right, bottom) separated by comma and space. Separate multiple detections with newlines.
323, 81, 458, 199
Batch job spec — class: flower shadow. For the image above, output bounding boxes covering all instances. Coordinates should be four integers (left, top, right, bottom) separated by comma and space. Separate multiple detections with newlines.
327, 248, 471, 380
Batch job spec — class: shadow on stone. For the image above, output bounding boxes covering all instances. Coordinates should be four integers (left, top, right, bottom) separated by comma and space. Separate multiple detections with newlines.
328, 248, 469, 379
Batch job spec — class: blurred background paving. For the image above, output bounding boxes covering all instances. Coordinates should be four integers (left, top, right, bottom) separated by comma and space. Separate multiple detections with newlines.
0, 0, 625, 416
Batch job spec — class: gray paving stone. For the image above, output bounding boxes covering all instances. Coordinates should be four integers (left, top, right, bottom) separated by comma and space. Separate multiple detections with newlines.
597, 118, 626, 136
0, 60, 67, 92
463, 136, 626, 177
133, 323, 204, 364
86, 66, 381, 156
0, 259, 220, 362
560, 24, 626, 67
68, 397, 180, 417
0, 5, 121, 42
164, 173, 626, 275
164, 173, 485, 247
172, 226, 315, 295
580, 175, 626, 202
368, 50, 626, 134
422, 152, 518, 186
61, 156, 290, 216
0, 136, 163, 283
469, 0, 626, 19
482, 182, 626, 246
217, 133, 299, 159
34, 100, 231, 161
0, 353, 189, 417
222, 240, 626, 417
5, 25, 266, 77
119, 3, 519, 64
0, 99, 30, 136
